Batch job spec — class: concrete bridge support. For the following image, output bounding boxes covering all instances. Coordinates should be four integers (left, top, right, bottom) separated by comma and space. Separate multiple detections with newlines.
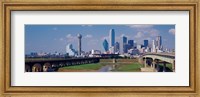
144, 58, 147, 68
156, 64, 159, 71
172, 60, 175, 72
43, 63, 51, 72
25, 64, 31, 72
163, 62, 166, 72
152, 59, 156, 72
152, 59, 156, 69
32, 63, 42, 72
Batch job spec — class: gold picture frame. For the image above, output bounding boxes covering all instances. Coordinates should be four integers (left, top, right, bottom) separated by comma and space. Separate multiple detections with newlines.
0, 0, 199, 97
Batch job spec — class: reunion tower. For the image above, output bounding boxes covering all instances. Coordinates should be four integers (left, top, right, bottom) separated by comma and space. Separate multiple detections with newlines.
77, 34, 82, 56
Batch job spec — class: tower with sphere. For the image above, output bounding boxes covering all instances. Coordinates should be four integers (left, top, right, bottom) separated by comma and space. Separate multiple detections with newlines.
77, 34, 82, 56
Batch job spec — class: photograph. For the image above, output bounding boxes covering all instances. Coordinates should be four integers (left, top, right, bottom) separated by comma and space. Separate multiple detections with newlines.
1, 0, 199, 95
25, 24, 175, 72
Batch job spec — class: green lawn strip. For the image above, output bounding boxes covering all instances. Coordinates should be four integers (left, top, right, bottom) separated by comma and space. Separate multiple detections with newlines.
158, 64, 172, 70
116, 63, 143, 72
166, 64, 172, 70
61, 63, 103, 70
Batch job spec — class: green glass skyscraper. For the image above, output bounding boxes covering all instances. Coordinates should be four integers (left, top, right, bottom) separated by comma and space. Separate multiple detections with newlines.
103, 39, 109, 52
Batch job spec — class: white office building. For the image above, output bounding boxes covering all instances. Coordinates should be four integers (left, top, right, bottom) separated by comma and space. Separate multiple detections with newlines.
152, 40, 156, 53
66, 44, 77, 56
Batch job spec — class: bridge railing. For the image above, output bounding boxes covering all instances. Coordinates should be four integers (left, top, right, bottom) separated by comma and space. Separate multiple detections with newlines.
25, 57, 100, 63
143, 53, 175, 59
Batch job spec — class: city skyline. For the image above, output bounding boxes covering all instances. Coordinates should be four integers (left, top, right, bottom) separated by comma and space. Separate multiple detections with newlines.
25, 24, 175, 54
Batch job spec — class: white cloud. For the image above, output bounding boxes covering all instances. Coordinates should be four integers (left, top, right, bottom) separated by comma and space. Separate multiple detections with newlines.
134, 32, 144, 38
85, 34, 93, 38
149, 29, 159, 37
66, 34, 76, 42
133, 29, 159, 44
134, 29, 159, 38
59, 38, 64, 41
169, 28, 175, 35
127, 24, 154, 29
81, 25, 93, 27
66, 34, 73, 38
126, 24, 159, 44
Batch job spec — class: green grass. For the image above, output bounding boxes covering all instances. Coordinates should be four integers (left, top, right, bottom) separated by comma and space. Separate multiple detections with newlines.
116, 63, 143, 72
61, 63, 103, 70
159, 64, 172, 69
166, 64, 172, 70
60, 62, 143, 72
158, 64, 173, 71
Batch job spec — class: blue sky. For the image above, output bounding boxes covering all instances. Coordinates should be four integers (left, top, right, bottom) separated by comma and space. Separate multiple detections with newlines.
25, 25, 175, 54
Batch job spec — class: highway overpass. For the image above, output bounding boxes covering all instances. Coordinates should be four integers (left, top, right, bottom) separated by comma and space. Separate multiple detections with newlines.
142, 53, 175, 72
25, 57, 100, 72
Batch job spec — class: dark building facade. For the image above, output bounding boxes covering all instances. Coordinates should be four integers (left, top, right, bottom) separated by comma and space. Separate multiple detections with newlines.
128, 40, 134, 49
122, 36, 128, 53
109, 29, 115, 48
103, 39, 109, 52
144, 40, 148, 48
114, 42, 120, 53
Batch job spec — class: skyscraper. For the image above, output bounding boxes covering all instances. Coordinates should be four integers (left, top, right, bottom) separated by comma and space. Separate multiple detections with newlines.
122, 36, 128, 53
128, 40, 134, 49
103, 39, 109, 52
114, 42, 120, 53
66, 44, 77, 56
109, 29, 115, 48
156, 36, 162, 49
109, 46, 115, 54
144, 40, 148, 48
77, 34, 82, 56
152, 40, 156, 52
124, 44, 129, 53
123, 36, 127, 44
